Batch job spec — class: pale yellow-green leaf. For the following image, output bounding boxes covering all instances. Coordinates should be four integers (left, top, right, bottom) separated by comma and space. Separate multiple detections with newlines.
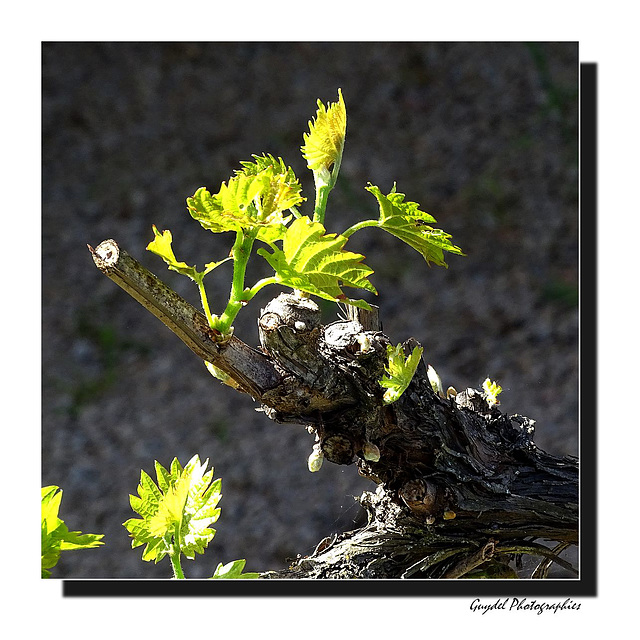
123, 455, 222, 563
42, 486, 104, 577
366, 183, 464, 267
148, 479, 189, 538
257, 216, 376, 308
380, 344, 424, 404
146, 226, 200, 279
187, 158, 303, 241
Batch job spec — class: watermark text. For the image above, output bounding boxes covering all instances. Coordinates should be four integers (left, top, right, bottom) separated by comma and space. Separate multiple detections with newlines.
470, 597, 581, 615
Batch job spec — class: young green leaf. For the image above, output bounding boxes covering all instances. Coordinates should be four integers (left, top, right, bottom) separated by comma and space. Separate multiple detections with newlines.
301, 89, 347, 173
365, 183, 464, 267
211, 558, 260, 579
238, 153, 290, 176
123, 455, 222, 563
146, 226, 231, 282
380, 343, 424, 404
238, 153, 301, 199
239, 155, 304, 232
257, 216, 376, 309
41, 486, 104, 578
186, 157, 304, 242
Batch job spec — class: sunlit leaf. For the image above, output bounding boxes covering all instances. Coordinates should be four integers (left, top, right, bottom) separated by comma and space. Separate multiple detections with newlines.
366, 183, 464, 267
41, 486, 104, 578
186, 157, 304, 241
123, 455, 222, 563
211, 558, 260, 579
146, 226, 232, 282
380, 344, 424, 404
257, 216, 376, 308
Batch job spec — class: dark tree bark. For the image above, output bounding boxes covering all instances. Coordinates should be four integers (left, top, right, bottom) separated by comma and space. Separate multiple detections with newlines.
90, 240, 578, 579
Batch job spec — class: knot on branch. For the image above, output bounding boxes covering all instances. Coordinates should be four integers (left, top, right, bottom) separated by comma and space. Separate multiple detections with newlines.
258, 293, 358, 417
399, 478, 443, 523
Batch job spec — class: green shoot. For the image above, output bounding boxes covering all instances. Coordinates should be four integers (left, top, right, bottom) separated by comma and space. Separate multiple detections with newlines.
145, 90, 462, 342
483, 378, 503, 407
380, 344, 424, 404
301, 89, 346, 224
41, 485, 104, 578
123, 455, 256, 579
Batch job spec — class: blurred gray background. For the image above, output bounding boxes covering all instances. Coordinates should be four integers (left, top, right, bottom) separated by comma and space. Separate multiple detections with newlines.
42, 42, 578, 578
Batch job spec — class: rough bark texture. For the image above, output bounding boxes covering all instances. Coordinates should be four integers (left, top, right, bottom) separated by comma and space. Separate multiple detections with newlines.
91, 241, 578, 579
254, 292, 578, 579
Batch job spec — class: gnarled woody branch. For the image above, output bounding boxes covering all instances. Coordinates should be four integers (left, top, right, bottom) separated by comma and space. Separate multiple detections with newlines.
90, 238, 578, 579
88, 239, 282, 399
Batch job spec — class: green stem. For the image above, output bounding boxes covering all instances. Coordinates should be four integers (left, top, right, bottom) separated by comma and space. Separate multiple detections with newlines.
313, 143, 344, 224
217, 228, 258, 334
168, 530, 185, 579
246, 276, 279, 299
170, 550, 185, 579
341, 219, 379, 239
197, 277, 216, 328
313, 182, 331, 225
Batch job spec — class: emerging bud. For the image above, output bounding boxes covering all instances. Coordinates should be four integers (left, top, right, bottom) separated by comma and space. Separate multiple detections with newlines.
301, 89, 347, 173
482, 378, 503, 407
427, 364, 444, 398
362, 442, 381, 462
308, 446, 324, 473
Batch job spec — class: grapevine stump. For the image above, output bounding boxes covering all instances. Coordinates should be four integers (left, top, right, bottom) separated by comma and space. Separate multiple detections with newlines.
90, 239, 578, 579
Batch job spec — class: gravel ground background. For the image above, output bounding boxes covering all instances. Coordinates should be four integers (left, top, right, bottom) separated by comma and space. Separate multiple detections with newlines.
42, 42, 578, 578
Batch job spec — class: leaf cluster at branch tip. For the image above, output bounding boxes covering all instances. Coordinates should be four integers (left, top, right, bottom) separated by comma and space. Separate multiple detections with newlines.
145, 89, 464, 338
301, 88, 347, 172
